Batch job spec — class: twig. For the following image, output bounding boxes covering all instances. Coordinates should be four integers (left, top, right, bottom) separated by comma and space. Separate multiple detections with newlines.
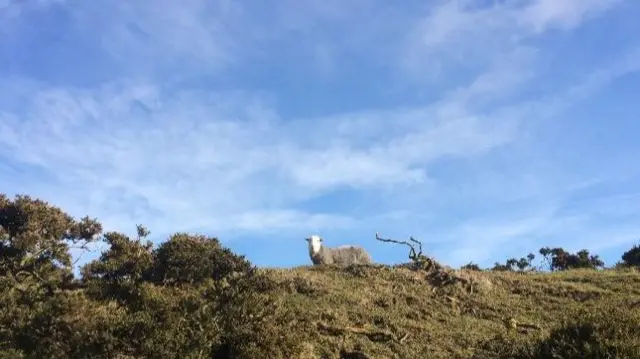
70, 241, 99, 266
444, 295, 459, 304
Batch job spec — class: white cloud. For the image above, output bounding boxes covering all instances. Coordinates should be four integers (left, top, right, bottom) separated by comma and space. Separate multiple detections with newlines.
283, 111, 516, 191
0, 0, 63, 18
230, 210, 355, 233
440, 208, 559, 266
436, 198, 640, 268
0, 76, 518, 237
520, 0, 621, 33
400, 0, 619, 81
52, 0, 255, 79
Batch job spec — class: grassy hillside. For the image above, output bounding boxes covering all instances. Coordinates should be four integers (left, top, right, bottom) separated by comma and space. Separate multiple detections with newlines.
247, 264, 640, 358
2, 194, 640, 358
3, 257, 640, 358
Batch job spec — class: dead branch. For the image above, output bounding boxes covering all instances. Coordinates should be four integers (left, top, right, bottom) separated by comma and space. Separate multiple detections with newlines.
375, 232, 423, 261
70, 241, 100, 266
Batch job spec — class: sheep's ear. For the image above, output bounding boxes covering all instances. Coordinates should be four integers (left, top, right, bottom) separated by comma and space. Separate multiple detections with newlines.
304, 237, 310, 241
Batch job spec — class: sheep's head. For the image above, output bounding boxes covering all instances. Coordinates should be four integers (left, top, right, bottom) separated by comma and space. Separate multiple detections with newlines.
305, 235, 323, 255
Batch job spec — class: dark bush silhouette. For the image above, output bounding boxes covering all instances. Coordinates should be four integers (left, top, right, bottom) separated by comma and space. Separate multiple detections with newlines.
492, 253, 535, 272
461, 262, 482, 271
621, 243, 640, 267
539, 247, 605, 271
492, 259, 516, 271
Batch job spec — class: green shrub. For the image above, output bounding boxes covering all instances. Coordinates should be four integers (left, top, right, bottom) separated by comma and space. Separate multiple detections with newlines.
531, 305, 640, 358
210, 270, 308, 359
482, 304, 640, 358
152, 233, 252, 285
0, 194, 102, 296
621, 243, 640, 267
461, 262, 482, 271
81, 231, 155, 305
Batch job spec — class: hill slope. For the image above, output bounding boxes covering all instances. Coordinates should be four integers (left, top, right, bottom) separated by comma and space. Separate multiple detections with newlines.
2, 261, 640, 358
249, 264, 640, 358
3, 194, 640, 358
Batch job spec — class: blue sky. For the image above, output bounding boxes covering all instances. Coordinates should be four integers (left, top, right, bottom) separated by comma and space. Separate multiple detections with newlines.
1, 0, 640, 270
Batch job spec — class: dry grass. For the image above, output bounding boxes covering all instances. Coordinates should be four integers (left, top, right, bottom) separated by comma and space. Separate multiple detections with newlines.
251, 265, 640, 359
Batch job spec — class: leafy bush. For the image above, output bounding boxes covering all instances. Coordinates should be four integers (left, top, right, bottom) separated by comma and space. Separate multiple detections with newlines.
482, 304, 640, 358
0, 194, 102, 296
152, 233, 252, 285
532, 308, 640, 358
210, 270, 308, 359
81, 231, 155, 305
461, 262, 482, 271
621, 243, 640, 267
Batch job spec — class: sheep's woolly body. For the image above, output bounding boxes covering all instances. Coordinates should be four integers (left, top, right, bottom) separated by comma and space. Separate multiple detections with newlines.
310, 246, 372, 265
306, 235, 372, 266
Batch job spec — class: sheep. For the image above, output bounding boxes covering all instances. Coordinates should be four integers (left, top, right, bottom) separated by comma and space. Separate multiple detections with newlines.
305, 235, 372, 266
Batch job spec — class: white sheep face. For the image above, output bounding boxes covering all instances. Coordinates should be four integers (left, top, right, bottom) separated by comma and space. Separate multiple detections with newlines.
306, 235, 323, 255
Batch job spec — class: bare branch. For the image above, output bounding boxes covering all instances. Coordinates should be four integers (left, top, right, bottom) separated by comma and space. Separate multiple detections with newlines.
375, 232, 423, 261
408, 236, 423, 257
70, 241, 98, 266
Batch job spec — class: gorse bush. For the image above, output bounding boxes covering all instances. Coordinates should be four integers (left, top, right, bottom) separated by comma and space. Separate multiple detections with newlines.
532, 307, 640, 358
81, 231, 155, 305
483, 304, 640, 358
0, 193, 252, 358
621, 243, 640, 267
152, 232, 252, 285
0, 194, 102, 297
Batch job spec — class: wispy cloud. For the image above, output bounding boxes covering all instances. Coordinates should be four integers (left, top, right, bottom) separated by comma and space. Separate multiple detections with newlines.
0, 0, 63, 19
399, 0, 619, 82
71, 1, 243, 75
1, 0, 639, 268
0, 75, 516, 237
520, 0, 621, 32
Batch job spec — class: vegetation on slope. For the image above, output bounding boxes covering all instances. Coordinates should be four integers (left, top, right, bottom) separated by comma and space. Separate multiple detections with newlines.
1, 193, 639, 358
